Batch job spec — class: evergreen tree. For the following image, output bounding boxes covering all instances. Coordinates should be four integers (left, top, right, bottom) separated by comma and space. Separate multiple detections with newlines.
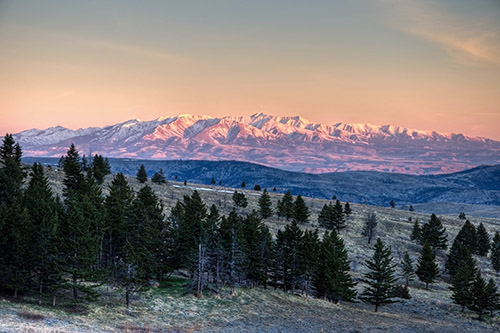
62, 144, 85, 197
241, 181, 246, 188
420, 213, 447, 250
281, 190, 294, 220
24, 163, 62, 305
279, 220, 303, 293
491, 231, 500, 274
219, 211, 246, 294
446, 239, 471, 277
242, 211, 273, 288
293, 194, 310, 224
344, 202, 352, 217
128, 185, 165, 280
318, 203, 333, 229
389, 200, 395, 208
151, 168, 166, 184
362, 212, 377, 244
298, 229, 320, 297
415, 241, 440, 289
253, 184, 261, 191
476, 223, 490, 257
60, 195, 100, 301
459, 212, 466, 220
0, 134, 26, 205
400, 251, 415, 288
455, 220, 477, 254
314, 230, 356, 303
232, 191, 248, 208
91, 154, 111, 184
136, 164, 148, 183
360, 238, 397, 312
485, 278, 499, 317
332, 200, 346, 232
258, 189, 273, 219
410, 219, 421, 242
409, 205, 414, 212
0, 134, 28, 296
468, 271, 489, 320
103, 173, 134, 272
450, 250, 477, 312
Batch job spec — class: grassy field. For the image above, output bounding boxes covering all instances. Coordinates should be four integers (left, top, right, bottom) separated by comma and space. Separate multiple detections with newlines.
2, 168, 500, 332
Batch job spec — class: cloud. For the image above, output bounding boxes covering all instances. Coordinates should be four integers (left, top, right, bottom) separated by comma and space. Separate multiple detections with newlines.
382, 0, 500, 66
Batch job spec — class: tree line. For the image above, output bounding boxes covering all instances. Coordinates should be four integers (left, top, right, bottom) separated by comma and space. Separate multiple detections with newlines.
1, 135, 499, 318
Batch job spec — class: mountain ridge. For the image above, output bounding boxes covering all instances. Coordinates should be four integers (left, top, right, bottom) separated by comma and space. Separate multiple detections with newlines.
14, 113, 500, 175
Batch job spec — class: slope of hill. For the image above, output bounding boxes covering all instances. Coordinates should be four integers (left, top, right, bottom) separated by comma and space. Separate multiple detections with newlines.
14, 113, 500, 174
1, 167, 500, 332
24, 158, 500, 212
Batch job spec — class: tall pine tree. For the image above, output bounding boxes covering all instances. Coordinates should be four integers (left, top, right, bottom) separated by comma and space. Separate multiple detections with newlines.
415, 241, 440, 289
360, 238, 397, 312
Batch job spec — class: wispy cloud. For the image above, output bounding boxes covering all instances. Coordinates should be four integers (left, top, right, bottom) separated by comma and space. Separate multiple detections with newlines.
382, 0, 500, 66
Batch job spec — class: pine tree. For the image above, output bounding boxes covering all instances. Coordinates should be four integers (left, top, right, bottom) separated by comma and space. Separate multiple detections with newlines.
103, 173, 134, 272
281, 190, 294, 220
129, 185, 165, 280
242, 211, 272, 288
318, 203, 333, 229
420, 213, 447, 250
280, 220, 303, 293
360, 238, 397, 312
491, 231, 500, 275
468, 271, 489, 320
409, 205, 414, 212
241, 181, 246, 188
258, 189, 273, 219
62, 143, 85, 197
389, 200, 395, 208
485, 278, 499, 317
455, 220, 477, 254
219, 211, 246, 294
0, 134, 26, 205
293, 194, 310, 224
314, 230, 356, 303
332, 200, 346, 232
232, 190, 248, 208
362, 212, 377, 244
60, 195, 100, 302
446, 239, 471, 277
91, 154, 111, 184
450, 250, 477, 312
24, 163, 62, 305
298, 229, 320, 297
476, 223, 490, 257
415, 241, 440, 289
151, 168, 166, 184
136, 164, 148, 183
459, 212, 466, 220
0, 134, 28, 297
410, 219, 421, 242
344, 202, 352, 217
400, 251, 415, 288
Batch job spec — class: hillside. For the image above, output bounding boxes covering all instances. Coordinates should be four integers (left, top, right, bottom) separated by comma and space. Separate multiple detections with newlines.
2, 166, 500, 332
14, 113, 500, 174
24, 157, 500, 214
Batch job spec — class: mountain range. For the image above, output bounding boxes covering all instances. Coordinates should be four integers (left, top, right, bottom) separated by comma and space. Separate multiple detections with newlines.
15, 113, 500, 175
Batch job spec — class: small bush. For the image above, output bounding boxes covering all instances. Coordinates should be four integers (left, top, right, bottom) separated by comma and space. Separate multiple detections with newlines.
393, 284, 411, 299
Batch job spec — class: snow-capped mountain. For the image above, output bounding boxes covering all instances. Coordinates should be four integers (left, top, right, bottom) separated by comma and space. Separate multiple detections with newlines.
14, 113, 500, 174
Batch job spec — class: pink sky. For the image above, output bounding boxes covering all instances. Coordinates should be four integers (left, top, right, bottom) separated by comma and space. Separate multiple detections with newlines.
1, 0, 499, 139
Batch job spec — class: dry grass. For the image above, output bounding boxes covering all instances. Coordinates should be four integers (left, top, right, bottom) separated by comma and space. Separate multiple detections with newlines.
3, 167, 499, 332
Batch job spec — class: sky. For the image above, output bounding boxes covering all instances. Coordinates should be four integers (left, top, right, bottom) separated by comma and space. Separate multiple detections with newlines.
1, 0, 499, 139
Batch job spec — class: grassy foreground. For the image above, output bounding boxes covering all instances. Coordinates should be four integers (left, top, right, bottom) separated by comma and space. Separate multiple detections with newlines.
1, 275, 499, 332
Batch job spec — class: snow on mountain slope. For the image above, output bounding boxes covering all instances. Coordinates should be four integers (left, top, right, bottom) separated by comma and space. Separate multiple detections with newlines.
14, 113, 500, 174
